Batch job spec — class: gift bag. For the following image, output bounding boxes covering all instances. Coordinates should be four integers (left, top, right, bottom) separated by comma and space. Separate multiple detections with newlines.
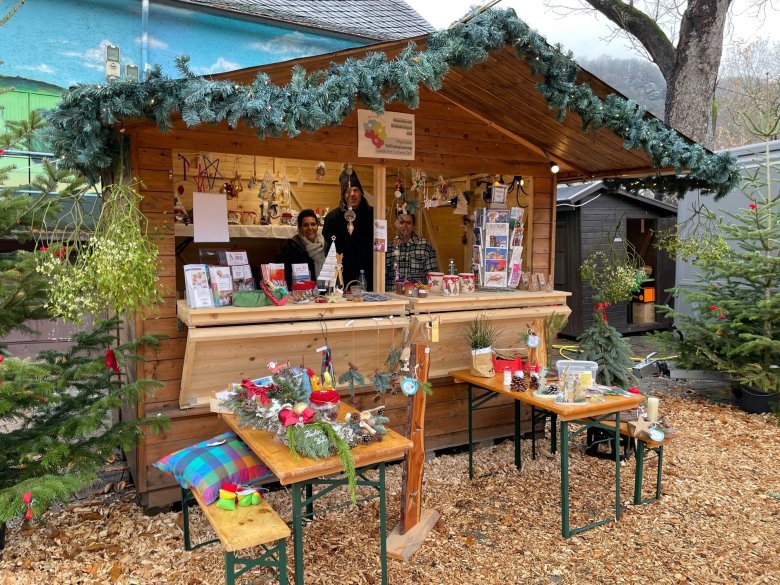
470, 347, 495, 378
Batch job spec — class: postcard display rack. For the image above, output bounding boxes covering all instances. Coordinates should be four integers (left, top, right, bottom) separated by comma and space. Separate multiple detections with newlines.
473, 207, 524, 289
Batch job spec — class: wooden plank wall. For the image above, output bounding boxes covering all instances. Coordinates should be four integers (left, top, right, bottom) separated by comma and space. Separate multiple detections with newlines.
126, 96, 559, 506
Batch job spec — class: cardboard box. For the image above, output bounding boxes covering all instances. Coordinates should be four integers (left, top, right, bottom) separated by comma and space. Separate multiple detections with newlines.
633, 302, 656, 324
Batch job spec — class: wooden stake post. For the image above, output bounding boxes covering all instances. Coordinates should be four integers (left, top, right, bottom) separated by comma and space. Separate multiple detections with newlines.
387, 343, 440, 560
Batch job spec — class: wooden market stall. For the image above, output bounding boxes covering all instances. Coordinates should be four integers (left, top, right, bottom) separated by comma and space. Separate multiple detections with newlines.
121, 37, 687, 507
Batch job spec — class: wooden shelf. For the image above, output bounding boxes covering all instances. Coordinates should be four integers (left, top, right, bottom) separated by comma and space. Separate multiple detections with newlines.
177, 297, 408, 327
175, 223, 298, 239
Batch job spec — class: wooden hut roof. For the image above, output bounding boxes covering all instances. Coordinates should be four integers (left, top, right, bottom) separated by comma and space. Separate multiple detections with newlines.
214, 35, 697, 183
557, 181, 678, 213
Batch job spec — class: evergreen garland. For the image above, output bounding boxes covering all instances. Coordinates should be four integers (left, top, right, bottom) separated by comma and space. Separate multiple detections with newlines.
42, 8, 738, 196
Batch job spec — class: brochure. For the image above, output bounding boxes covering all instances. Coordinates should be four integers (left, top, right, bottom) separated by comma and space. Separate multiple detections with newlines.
184, 264, 214, 308
230, 264, 256, 291
208, 265, 234, 306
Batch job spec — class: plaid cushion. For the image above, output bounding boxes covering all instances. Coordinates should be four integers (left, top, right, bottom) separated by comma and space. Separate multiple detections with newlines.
153, 432, 268, 505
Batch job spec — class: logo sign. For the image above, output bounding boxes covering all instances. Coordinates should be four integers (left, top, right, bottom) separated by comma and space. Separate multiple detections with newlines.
357, 109, 415, 160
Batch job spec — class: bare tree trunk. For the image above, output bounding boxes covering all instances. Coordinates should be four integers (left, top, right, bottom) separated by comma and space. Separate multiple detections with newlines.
584, 0, 733, 150
664, 0, 732, 149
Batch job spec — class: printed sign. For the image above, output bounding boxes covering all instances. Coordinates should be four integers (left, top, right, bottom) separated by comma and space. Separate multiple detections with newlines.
357, 109, 415, 160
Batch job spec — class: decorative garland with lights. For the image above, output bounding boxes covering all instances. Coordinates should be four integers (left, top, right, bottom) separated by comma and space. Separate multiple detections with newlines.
42, 8, 739, 196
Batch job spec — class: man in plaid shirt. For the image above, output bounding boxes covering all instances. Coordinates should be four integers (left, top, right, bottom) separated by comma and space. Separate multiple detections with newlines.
385, 213, 439, 291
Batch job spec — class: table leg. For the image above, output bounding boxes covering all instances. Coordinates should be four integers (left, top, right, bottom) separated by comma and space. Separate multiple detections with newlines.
305, 484, 313, 520
560, 420, 570, 538
656, 446, 664, 500
531, 405, 537, 460
633, 439, 646, 505
291, 483, 305, 585
467, 384, 474, 480
379, 463, 387, 585
514, 399, 522, 470
614, 411, 622, 521
551, 413, 558, 455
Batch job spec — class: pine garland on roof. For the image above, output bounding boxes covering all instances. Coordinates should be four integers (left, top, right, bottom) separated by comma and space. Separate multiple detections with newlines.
42, 7, 739, 196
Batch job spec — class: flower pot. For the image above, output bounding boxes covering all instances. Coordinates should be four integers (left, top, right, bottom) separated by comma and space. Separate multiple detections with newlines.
470, 347, 495, 378
739, 385, 780, 414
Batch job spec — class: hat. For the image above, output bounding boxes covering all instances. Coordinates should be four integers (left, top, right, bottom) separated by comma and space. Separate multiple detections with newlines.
339, 167, 364, 198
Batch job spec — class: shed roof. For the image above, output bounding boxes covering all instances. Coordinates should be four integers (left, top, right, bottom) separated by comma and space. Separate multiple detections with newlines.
216, 36, 695, 183
171, 0, 434, 41
557, 181, 677, 213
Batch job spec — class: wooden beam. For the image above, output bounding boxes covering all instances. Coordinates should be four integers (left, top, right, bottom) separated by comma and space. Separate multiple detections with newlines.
374, 165, 387, 292
388, 343, 440, 560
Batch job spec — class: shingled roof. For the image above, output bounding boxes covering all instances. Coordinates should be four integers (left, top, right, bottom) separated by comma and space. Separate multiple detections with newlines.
175, 0, 435, 41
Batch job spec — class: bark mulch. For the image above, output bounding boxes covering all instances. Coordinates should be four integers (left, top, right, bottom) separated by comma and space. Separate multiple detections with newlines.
1, 394, 779, 585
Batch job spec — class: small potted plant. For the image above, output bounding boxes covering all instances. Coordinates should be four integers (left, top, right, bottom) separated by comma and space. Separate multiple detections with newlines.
464, 312, 501, 377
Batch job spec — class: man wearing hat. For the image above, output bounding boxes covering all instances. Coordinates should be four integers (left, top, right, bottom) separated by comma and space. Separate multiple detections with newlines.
323, 167, 374, 290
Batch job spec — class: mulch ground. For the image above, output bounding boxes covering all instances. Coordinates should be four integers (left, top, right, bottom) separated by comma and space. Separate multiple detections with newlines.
2, 392, 779, 585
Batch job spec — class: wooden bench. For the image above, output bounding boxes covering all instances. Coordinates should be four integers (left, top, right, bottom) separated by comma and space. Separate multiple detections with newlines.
585, 419, 675, 505
182, 486, 290, 585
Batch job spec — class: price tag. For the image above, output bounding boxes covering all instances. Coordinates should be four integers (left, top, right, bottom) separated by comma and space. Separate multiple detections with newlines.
316, 345, 328, 353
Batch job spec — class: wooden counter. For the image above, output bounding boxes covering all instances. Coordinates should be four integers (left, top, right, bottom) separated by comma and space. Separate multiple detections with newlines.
177, 297, 408, 327
394, 289, 571, 313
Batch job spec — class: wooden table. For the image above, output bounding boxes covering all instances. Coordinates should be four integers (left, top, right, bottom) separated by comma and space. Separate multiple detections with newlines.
222, 404, 412, 585
449, 369, 644, 537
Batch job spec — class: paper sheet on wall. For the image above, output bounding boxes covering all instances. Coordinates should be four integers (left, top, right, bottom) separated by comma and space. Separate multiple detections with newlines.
193, 192, 229, 242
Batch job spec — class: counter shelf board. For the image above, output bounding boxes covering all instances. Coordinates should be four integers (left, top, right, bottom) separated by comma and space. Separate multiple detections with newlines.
177, 298, 409, 327
174, 223, 300, 239
177, 310, 411, 409
390, 289, 571, 313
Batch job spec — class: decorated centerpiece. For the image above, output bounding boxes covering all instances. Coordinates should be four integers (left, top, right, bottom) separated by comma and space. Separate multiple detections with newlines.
217, 356, 388, 502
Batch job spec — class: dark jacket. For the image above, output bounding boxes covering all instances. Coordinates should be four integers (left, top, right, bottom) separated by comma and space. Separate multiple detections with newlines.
322, 197, 374, 291
278, 236, 315, 289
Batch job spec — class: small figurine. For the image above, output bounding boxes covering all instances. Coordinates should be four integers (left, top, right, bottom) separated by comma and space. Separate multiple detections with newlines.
344, 407, 389, 444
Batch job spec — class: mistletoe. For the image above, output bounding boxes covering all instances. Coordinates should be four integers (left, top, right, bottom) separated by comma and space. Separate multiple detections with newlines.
338, 362, 365, 397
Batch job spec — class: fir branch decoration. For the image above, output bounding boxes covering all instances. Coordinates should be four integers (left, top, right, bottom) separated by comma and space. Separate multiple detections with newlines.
338, 362, 365, 397
371, 370, 393, 394
420, 381, 433, 396
42, 9, 738, 196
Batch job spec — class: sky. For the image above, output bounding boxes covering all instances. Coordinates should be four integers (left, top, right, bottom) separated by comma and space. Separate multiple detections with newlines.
405, 0, 780, 62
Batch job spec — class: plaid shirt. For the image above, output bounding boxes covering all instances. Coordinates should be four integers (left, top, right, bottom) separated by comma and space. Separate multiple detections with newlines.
385, 233, 439, 291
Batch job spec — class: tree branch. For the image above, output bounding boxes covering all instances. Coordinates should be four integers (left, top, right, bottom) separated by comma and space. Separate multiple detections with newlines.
584, 0, 677, 79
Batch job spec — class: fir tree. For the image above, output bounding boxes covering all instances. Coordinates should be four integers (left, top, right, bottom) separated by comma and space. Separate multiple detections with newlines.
0, 114, 166, 535
658, 141, 779, 395
577, 312, 636, 388
0, 317, 166, 525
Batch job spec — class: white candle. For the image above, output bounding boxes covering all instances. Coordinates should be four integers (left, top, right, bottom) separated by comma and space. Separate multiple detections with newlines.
646, 396, 659, 422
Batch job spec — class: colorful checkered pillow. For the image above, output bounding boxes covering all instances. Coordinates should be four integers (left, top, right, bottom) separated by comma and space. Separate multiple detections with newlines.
153, 432, 269, 505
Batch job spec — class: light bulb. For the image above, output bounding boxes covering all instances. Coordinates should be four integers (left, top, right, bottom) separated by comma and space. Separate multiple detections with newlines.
549, 162, 560, 174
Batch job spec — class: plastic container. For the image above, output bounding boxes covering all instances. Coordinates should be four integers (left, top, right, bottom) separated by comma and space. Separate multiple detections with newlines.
556, 360, 598, 388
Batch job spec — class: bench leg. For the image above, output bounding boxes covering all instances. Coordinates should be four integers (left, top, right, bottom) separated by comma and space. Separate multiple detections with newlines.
655, 445, 664, 500
224, 540, 288, 585
182, 487, 194, 551
633, 440, 646, 505
634, 442, 664, 505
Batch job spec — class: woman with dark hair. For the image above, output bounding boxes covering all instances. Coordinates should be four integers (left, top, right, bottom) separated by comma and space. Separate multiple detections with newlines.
322, 168, 374, 290
278, 209, 325, 288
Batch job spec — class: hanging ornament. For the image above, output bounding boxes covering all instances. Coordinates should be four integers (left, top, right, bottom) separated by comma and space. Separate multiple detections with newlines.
401, 376, 419, 396
22, 491, 33, 521
344, 207, 356, 235
338, 321, 365, 397
315, 161, 326, 181
296, 168, 304, 188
